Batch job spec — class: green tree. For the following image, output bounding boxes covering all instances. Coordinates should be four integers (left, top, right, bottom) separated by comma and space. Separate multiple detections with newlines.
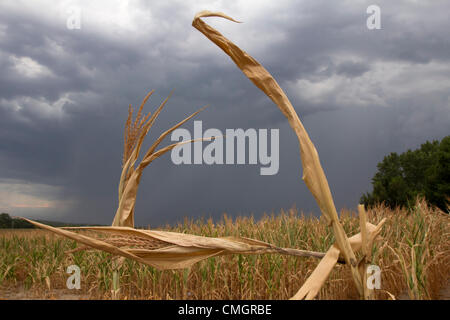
425, 136, 450, 211
0, 213, 13, 228
361, 136, 449, 212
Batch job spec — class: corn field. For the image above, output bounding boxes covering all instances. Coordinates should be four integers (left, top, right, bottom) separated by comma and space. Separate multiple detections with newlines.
0, 200, 448, 300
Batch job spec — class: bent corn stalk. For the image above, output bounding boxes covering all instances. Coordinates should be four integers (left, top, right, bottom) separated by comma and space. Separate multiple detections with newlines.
22, 218, 331, 270
192, 11, 366, 297
290, 220, 385, 300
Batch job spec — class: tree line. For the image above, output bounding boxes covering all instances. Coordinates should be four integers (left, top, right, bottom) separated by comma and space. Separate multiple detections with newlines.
361, 135, 449, 212
0, 213, 34, 228
0, 213, 93, 229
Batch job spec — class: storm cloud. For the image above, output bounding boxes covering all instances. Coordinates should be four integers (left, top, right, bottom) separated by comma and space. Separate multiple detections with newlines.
0, 0, 449, 226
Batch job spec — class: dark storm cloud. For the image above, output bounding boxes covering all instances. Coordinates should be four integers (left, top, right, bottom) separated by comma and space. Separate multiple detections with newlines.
0, 0, 449, 225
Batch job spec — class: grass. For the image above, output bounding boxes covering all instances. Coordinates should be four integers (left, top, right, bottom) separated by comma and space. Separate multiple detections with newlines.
0, 200, 448, 300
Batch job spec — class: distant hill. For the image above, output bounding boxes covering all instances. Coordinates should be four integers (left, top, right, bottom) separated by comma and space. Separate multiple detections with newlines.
0, 213, 102, 229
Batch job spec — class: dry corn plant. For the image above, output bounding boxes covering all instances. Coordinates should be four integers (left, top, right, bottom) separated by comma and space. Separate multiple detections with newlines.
22, 11, 387, 300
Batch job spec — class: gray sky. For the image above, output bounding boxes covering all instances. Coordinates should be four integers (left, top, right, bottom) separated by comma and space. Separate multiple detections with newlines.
0, 0, 449, 226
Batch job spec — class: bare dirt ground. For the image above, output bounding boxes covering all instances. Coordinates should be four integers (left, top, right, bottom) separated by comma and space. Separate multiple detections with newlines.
1, 279, 449, 300
0, 287, 90, 300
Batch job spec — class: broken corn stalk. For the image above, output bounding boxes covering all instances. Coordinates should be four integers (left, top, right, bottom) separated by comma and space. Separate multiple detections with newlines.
192, 10, 369, 298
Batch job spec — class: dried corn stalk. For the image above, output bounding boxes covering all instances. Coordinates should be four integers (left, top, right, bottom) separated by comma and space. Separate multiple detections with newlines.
23, 218, 329, 270
192, 10, 366, 297
290, 220, 385, 300
22, 92, 328, 269
112, 92, 208, 228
